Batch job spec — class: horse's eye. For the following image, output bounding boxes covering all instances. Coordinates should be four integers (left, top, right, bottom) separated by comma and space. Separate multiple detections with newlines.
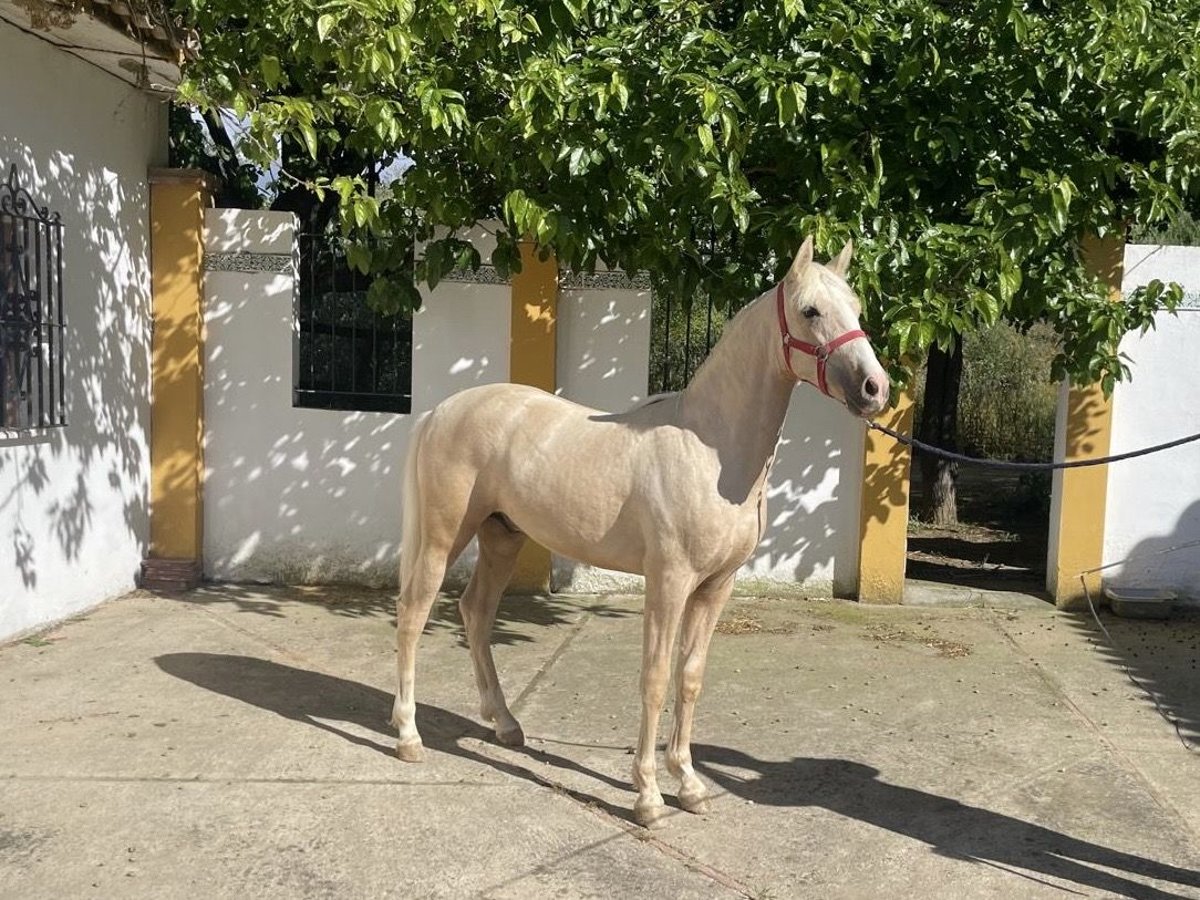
803, 306, 820, 319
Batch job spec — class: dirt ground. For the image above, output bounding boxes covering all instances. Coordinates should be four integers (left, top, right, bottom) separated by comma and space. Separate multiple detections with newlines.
908, 466, 1050, 594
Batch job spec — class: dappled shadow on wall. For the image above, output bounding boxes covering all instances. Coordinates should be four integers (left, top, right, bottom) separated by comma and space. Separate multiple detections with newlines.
201, 278, 511, 588
746, 430, 848, 589
203, 272, 405, 587
1063, 499, 1200, 749
0, 141, 153, 592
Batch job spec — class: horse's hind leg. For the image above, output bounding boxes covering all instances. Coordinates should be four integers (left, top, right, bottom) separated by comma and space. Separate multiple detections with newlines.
459, 515, 526, 747
393, 513, 480, 763
666, 572, 734, 815
632, 565, 695, 828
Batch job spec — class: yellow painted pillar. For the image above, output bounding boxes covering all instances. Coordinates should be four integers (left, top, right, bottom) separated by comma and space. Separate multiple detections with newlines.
508, 241, 559, 593
857, 389, 916, 603
1047, 235, 1121, 609
141, 169, 212, 591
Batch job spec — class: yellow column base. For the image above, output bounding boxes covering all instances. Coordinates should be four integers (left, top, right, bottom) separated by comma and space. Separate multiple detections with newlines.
1048, 234, 1121, 610
511, 544, 553, 594
507, 241, 558, 594
144, 168, 213, 590
1048, 382, 1113, 609
857, 391, 915, 604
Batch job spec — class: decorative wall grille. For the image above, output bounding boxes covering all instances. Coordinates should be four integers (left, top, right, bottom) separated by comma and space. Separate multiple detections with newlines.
0, 165, 66, 429
295, 233, 412, 414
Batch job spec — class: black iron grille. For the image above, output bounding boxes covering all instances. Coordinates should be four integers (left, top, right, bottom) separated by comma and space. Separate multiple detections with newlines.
0, 165, 66, 430
295, 232, 412, 414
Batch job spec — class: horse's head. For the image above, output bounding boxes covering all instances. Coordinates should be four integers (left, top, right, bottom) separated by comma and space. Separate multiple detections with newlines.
777, 236, 890, 418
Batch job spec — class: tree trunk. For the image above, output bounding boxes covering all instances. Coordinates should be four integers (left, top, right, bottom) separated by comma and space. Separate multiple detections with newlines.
916, 334, 964, 526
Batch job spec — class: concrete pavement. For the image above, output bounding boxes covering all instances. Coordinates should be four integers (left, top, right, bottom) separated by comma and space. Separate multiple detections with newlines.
1, 585, 1198, 898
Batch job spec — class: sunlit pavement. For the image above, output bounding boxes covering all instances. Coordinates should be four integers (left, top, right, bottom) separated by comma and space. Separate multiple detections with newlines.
2, 585, 1198, 899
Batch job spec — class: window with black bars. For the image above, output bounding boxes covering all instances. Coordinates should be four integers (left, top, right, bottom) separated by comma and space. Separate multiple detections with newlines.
294, 232, 412, 414
0, 165, 66, 430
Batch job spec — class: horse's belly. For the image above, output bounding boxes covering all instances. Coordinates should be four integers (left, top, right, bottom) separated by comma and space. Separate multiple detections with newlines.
506, 490, 647, 575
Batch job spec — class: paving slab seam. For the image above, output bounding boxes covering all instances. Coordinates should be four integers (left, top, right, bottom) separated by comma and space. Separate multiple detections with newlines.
183, 595, 755, 894
508, 602, 600, 715
989, 614, 1200, 847
445, 590, 761, 899
188, 602, 369, 682
459, 737, 758, 899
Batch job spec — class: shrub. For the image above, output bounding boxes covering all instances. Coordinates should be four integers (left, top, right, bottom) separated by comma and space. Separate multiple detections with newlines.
1129, 209, 1200, 246
958, 322, 1059, 462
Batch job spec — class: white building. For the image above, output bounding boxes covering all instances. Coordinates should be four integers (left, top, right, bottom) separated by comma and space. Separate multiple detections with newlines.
0, 3, 180, 638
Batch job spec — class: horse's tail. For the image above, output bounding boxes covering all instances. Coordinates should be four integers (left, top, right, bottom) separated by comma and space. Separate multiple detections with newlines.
399, 410, 432, 601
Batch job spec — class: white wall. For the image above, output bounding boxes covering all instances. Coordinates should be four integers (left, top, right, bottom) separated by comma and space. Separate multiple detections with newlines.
552, 280, 864, 596
1102, 245, 1200, 598
741, 390, 864, 595
0, 22, 166, 640
202, 211, 510, 587
203, 222, 865, 596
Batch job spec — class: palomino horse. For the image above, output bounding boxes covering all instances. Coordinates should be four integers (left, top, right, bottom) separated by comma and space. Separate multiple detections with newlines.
392, 236, 889, 826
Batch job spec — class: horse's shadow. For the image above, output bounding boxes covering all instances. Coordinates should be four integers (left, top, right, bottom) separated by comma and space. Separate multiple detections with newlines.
154, 653, 635, 819
695, 746, 1200, 899
155, 653, 1200, 897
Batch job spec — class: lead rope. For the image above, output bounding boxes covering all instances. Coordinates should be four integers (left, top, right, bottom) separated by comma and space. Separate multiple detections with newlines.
866, 420, 1200, 470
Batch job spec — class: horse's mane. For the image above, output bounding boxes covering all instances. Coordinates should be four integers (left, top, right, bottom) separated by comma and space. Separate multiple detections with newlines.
622, 392, 677, 413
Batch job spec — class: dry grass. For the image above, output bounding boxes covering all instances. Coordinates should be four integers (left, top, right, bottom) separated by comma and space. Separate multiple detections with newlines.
864, 623, 972, 658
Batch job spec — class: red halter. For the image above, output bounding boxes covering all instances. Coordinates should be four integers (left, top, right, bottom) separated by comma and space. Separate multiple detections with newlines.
776, 283, 868, 397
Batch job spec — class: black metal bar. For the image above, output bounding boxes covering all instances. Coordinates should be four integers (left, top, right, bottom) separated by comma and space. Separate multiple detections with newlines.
44, 220, 54, 427
34, 218, 44, 426
661, 289, 672, 393
371, 296, 379, 394
308, 234, 316, 392
292, 388, 410, 413
21, 217, 32, 427
0, 214, 7, 428
683, 294, 694, 385
328, 244, 337, 394
54, 221, 65, 425
705, 293, 714, 352
349, 244, 358, 393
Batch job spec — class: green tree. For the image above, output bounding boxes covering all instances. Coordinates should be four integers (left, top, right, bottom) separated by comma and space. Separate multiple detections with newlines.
177, 0, 1199, 518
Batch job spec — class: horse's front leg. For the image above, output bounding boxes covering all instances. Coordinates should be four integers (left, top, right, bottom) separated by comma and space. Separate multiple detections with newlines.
633, 567, 694, 828
666, 572, 734, 815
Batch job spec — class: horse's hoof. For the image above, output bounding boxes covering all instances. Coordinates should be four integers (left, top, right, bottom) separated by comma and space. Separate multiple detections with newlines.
496, 725, 525, 748
633, 799, 668, 828
396, 739, 425, 763
678, 788, 710, 815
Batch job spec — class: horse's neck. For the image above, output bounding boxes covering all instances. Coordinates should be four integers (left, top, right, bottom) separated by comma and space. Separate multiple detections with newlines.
678, 293, 795, 503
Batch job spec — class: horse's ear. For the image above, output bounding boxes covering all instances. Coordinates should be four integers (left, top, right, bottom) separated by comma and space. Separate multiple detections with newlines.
788, 236, 814, 278
829, 238, 854, 277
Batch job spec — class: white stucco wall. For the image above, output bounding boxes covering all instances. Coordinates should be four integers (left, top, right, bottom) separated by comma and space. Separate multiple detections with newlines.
551, 281, 864, 596
741, 390, 864, 595
203, 221, 865, 596
202, 212, 510, 586
551, 282, 651, 592
1102, 245, 1200, 598
0, 23, 167, 640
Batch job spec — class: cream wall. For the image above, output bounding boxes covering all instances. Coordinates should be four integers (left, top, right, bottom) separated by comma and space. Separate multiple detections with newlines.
1102, 245, 1200, 598
0, 22, 167, 640
201, 217, 869, 595
202, 210, 511, 586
